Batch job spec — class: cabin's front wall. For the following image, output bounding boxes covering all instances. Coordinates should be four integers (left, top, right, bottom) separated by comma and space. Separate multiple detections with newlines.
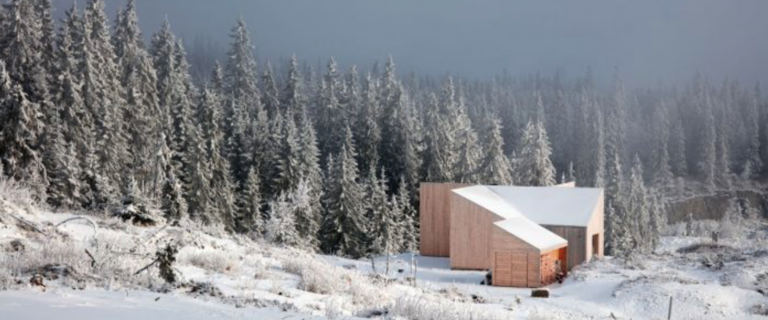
419, 183, 471, 257
490, 225, 542, 287
541, 225, 586, 271
449, 192, 504, 269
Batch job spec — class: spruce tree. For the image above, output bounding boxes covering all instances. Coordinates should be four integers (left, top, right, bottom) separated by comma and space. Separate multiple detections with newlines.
265, 191, 299, 247
0, 61, 47, 193
236, 166, 262, 234
281, 55, 305, 118
83, 0, 129, 200
261, 61, 280, 119
651, 102, 674, 189
292, 179, 320, 251
422, 93, 454, 182
366, 168, 391, 256
112, 0, 160, 182
513, 120, 557, 186
354, 73, 381, 176
396, 177, 418, 252
669, 118, 688, 176
274, 113, 302, 195
321, 126, 367, 258
161, 164, 187, 225
224, 18, 260, 130
478, 116, 513, 185
699, 104, 717, 190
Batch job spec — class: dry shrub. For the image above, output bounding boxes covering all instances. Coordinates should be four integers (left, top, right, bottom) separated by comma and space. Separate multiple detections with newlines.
389, 294, 511, 320
178, 248, 241, 275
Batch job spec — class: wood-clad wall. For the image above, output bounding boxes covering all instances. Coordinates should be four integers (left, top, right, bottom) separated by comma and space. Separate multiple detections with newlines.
542, 192, 604, 270
449, 191, 504, 269
419, 183, 471, 257
490, 224, 541, 287
586, 192, 605, 259
542, 225, 586, 271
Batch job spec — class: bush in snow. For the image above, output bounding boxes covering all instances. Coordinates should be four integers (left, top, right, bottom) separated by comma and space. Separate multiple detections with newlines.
389, 294, 511, 320
178, 248, 241, 275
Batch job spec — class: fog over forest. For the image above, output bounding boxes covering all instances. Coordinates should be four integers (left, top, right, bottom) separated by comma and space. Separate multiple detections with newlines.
53, 0, 768, 87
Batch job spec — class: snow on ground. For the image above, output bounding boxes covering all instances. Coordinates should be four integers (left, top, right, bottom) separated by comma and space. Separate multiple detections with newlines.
2, 185, 768, 319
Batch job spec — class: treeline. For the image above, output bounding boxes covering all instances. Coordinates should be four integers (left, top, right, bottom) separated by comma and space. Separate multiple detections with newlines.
0, 0, 764, 258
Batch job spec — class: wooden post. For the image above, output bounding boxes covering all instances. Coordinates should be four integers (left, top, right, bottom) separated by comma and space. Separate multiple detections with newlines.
668, 296, 673, 320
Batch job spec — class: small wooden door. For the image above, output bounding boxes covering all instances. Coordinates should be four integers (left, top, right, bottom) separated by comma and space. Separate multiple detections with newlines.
494, 252, 528, 287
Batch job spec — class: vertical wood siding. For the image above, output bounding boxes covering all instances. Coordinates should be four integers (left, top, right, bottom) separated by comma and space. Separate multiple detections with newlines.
419, 183, 470, 257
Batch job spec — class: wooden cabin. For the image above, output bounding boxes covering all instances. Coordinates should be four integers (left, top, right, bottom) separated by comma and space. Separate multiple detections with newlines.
419, 183, 604, 288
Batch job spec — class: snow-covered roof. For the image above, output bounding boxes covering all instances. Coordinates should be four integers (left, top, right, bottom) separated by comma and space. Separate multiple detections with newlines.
493, 218, 567, 252
488, 186, 602, 227
451, 186, 523, 220
452, 186, 567, 251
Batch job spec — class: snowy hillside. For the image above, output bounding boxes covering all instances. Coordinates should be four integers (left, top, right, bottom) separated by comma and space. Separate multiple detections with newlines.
2, 183, 768, 320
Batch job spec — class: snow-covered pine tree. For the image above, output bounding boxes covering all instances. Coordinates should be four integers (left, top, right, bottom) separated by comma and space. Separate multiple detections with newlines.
699, 102, 717, 191
261, 61, 280, 119
1, 0, 48, 105
265, 191, 300, 247
714, 108, 732, 189
223, 18, 260, 135
292, 178, 320, 251
321, 126, 368, 258
353, 73, 381, 176
112, 0, 160, 184
365, 167, 390, 255
316, 57, 346, 162
296, 110, 324, 232
35, 0, 56, 91
575, 93, 605, 187
235, 166, 262, 234
273, 112, 302, 195
83, 0, 129, 200
513, 120, 557, 186
44, 109, 80, 208
150, 19, 176, 137
167, 40, 197, 182
651, 101, 674, 189
184, 124, 217, 225
742, 92, 762, 178
647, 190, 667, 249
0, 61, 47, 194
669, 118, 688, 176
379, 60, 423, 194
422, 93, 455, 182
197, 86, 237, 227
624, 155, 651, 254
395, 177, 418, 252
161, 164, 187, 225
281, 55, 305, 118
478, 116, 513, 185
259, 110, 284, 198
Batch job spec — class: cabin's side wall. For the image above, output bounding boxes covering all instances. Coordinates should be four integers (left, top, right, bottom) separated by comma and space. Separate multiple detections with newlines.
450, 193, 504, 270
419, 183, 471, 257
585, 192, 605, 260
542, 225, 586, 271
490, 225, 541, 287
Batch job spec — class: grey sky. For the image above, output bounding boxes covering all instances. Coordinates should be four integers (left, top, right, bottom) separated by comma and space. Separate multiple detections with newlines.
55, 0, 768, 87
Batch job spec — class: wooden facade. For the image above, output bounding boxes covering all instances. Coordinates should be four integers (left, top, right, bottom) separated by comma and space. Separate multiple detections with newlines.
419, 183, 470, 257
490, 224, 567, 288
449, 190, 505, 269
540, 192, 605, 270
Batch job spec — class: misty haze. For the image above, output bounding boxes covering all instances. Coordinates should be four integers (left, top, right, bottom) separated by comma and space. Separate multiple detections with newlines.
1, 0, 768, 319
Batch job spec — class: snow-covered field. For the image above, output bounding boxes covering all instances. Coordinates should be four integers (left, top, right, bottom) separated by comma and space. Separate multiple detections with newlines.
2, 187, 768, 319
